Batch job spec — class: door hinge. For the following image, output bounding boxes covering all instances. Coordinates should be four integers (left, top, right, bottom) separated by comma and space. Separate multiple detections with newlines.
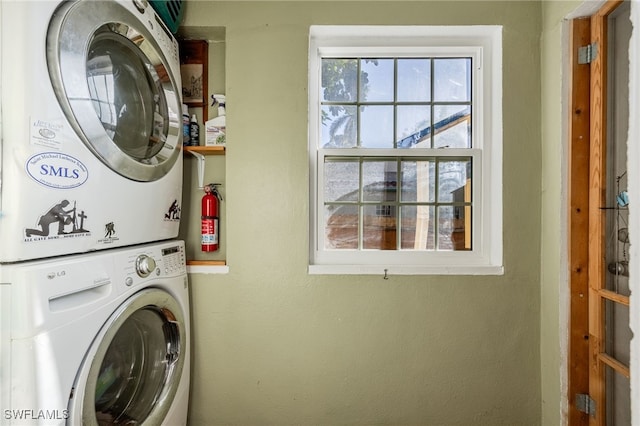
576, 393, 596, 417
578, 43, 599, 64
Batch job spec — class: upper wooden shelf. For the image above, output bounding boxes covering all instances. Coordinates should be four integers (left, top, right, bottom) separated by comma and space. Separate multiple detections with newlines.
183, 146, 225, 155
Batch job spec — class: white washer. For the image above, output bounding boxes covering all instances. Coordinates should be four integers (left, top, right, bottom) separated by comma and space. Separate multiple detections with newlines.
0, 0, 184, 262
0, 240, 190, 425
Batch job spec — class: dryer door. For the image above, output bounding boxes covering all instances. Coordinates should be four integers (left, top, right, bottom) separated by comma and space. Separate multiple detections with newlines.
47, 0, 182, 182
68, 288, 187, 425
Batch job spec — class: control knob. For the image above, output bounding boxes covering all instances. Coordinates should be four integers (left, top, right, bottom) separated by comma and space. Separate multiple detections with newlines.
136, 254, 157, 278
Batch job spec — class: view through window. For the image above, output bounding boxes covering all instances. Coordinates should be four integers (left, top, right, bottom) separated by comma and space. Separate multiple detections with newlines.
321, 57, 472, 252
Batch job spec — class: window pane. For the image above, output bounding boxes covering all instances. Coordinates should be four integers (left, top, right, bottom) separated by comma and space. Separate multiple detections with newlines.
363, 205, 397, 250
605, 365, 631, 426
325, 204, 358, 249
433, 105, 471, 148
321, 105, 357, 148
400, 205, 435, 250
433, 58, 471, 102
437, 159, 471, 202
324, 160, 359, 202
437, 205, 471, 251
397, 59, 431, 102
401, 160, 435, 203
360, 105, 393, 148
322, 58, 358, 102
437, 206, 455, 251
605, 300, 631, 365
363, 160, 397, 202
397, 105, 431, 148
360, 59, 394, 102
454, 204, 471, 250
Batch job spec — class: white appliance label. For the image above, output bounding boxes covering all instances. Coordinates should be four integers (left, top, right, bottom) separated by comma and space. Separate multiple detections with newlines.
30, 119, 64, 149
26, 152, 89, 189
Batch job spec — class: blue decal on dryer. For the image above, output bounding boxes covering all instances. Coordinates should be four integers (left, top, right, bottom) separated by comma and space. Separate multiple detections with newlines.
26, 152, 89, 189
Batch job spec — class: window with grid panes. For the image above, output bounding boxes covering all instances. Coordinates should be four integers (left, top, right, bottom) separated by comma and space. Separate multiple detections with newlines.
308, 26, 503, 275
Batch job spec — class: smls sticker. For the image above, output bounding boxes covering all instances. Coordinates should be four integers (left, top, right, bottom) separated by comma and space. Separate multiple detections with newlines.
165, 200, 181, 221
24, 199, 91, 241
26, 152, 89, 189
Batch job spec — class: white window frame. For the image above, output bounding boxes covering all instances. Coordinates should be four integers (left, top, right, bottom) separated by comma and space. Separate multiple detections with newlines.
308, 25, 503, 275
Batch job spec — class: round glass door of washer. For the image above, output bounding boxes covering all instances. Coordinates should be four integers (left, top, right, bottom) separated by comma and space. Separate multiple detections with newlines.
72, 289, 186, 426
47, 0, 181, 182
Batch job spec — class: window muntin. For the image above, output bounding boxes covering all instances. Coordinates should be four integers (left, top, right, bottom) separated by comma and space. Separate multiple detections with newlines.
309, 26, 503, 275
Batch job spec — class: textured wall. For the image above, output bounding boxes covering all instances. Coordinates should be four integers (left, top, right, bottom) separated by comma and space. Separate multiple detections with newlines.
539, 2, 580, 424
181, 2, 542, 425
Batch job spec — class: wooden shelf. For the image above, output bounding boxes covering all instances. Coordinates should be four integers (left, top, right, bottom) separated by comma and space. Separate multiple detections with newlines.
183, 146, 225, 155
187, 260, 229, 274
186, 259, 226, 266
186, 259, 229, 275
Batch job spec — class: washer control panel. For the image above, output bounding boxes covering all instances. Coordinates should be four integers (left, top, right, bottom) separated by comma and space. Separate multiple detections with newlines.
123, 242, 186, 286
160, 244, 187, 275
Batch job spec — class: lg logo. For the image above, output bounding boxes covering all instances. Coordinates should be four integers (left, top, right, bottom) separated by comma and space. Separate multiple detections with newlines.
46, 270, 66, 280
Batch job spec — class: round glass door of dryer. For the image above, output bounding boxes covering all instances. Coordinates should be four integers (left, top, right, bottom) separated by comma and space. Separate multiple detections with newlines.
69, 289, 187, 425
47, 0, 181, 182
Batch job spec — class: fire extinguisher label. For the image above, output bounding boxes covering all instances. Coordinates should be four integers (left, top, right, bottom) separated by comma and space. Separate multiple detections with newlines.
201, 218, 218, 245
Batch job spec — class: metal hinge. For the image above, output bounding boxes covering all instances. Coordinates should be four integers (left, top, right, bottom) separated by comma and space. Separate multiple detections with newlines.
576, 393, 596, 417
578, 43, 599, 64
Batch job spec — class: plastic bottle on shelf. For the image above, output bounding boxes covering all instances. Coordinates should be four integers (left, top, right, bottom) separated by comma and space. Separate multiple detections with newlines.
205, 94, 226, 146
189, 114, 199, 146
182, 104, 190, 145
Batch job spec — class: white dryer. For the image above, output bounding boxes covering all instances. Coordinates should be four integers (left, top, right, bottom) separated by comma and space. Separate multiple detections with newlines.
0, 0, 184, 262
0, 240, 190, 425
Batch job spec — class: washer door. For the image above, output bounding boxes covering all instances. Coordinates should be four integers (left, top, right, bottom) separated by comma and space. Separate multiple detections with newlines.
68, 288, 186, 425
47, 1, 181, 182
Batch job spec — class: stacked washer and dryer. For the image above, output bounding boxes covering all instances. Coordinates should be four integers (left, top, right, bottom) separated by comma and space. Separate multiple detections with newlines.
0, 1, 190, 425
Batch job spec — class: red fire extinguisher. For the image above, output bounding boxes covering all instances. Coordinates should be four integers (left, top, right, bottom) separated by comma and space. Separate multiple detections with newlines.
201, 183, 222, 251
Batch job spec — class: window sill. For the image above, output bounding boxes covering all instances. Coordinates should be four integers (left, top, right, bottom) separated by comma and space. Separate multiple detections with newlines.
308, 264, 504, 276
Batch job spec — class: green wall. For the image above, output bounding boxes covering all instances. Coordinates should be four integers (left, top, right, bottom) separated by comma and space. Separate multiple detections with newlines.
181, 2, 543, 425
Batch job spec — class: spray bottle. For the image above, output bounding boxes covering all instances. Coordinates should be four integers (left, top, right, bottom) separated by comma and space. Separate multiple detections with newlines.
205, 94, 226, 146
